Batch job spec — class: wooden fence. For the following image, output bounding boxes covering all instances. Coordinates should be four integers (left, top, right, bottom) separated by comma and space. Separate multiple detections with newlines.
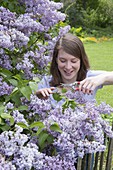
77, 123, 113, 170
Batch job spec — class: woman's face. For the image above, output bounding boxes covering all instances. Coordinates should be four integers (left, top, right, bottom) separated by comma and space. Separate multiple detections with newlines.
57, 49, 80, 84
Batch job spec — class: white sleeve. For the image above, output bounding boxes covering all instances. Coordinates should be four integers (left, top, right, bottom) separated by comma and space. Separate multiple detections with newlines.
87, 70, 107, 77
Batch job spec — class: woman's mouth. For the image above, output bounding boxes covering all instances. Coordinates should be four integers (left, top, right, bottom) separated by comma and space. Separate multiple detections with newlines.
64, 70, 73, 76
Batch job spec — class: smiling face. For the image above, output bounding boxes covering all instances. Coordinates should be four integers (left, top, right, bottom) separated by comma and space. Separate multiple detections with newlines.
50, 33, 90, 86
57, 49, 80, 84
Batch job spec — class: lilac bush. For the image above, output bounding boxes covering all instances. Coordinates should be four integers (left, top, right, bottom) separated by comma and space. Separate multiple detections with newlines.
0, 0, 113, 169
0, 0, 69, 79
0, 92, 113, 169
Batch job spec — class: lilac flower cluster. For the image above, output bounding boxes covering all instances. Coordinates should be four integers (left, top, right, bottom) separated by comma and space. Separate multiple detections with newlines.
0, 125, 76, 169
0, 77, 13, 96
0, 54, 12, 70
43, 155, 76, 170
28, 94, 52, 120
12, 110, 28, 125
0, 125, 43, 169
21, 0, 66, 30
28, 93, 113, 159
50, 106, 109, 158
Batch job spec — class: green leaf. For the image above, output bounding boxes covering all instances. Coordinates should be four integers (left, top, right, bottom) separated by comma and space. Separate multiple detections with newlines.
52, 93, 62, 101
29, 81, 38, 93
29, 121, 45, 129
61, 88, 67, 93
46, 134, 54, 144
69, 100, 77, 109
17, 122, 28, 129
0, 112, 14, 126
10, 89, 21, 105
38, 131, 49, 148
11, 87, 18, 94
0, 68, 12, 78
8, 78, 18, 86
18, 105, 28, 111
1, 113, 13, 119
0, 124, 10, 131
20, 86, 32, 100
5, 95, 11, 103
62, 100, 69, 109
0, 105, 5, 115
13, 74, 22, 81
9, 117, 15, 126
0, 117, 5, 125
50, 123, 62, 133
33, 77, 40, 82
36, 127, 44, 136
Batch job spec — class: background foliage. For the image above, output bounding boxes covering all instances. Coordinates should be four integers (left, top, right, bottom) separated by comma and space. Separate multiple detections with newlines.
60, 0, 113, 37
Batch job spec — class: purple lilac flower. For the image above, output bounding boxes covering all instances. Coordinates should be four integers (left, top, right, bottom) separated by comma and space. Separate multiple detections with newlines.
0, 125, 28, 156
12, 110, 28, 125
12, 143, 44, 170
0, 124, 76, 169
0, 54, 12, 70
0, 7, 16, 27
9, 28, 29, 47
28, 94, 52, 120
97, 102, 113, 114
58, 25, 71, 38
0, 154, 16, 170
0, 24, 8, 31
0, 77, 13, 96
18, 0, 66, 31
11, 14, 44, 36
0, 30, 14, 49
16, 55, 34, 79
4, 102, 14, 113
43, 155, 76, 170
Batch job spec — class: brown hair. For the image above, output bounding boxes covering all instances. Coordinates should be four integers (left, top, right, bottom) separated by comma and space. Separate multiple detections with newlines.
50, 33, 90, 86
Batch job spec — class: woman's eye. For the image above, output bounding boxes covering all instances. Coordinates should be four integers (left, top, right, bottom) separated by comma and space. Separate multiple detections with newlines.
60, 60, 66, 63
71, 60, 77, 63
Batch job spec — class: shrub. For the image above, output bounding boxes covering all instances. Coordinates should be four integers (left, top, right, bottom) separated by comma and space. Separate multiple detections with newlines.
65, 0, 113, 34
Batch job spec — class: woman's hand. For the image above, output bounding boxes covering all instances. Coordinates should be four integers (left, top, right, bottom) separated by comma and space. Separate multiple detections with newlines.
79, 72, 113, 94
36, 87, 55, 99
79, 75, 105, 94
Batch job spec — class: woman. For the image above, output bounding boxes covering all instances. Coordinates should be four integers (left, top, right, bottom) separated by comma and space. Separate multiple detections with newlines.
36, 33, 113, 170
36, 33, 113, 101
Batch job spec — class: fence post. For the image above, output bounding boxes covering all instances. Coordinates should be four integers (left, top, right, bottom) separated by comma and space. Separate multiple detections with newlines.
87, 153, 92, 170
99, 133, 107, 170
105, 122, 113, 170
93, 152, 99, 170
77, 157, 82, 170
81, 154, 87, 170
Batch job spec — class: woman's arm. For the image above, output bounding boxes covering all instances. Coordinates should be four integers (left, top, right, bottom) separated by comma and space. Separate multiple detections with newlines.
79, 71, 113, 94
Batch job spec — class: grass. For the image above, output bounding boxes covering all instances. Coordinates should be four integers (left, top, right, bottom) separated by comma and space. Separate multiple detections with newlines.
84, 40, 113, 107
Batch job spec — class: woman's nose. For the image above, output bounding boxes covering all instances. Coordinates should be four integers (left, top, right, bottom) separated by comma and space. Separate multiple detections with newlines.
65, 62, 72, 69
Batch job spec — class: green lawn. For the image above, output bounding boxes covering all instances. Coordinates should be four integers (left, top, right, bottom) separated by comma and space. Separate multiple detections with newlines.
84, 40, 113, 106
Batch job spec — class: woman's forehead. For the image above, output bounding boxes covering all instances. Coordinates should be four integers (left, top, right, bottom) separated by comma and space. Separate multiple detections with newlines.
58, 49, 79, 60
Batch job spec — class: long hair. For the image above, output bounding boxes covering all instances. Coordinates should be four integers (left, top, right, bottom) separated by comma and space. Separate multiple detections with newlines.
50, 33, 90, 86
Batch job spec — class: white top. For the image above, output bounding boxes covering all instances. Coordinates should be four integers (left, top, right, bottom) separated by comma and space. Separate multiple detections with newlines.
38, 70, 105, 106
